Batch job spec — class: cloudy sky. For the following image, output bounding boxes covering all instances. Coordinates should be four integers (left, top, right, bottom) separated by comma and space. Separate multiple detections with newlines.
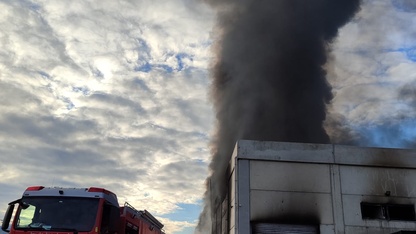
0, 0, 214, 233
326, 0, 416, 148
0, 0, 415, 234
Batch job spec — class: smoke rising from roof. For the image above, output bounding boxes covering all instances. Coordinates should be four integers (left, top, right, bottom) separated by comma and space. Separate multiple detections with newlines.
196, 0, 361, 232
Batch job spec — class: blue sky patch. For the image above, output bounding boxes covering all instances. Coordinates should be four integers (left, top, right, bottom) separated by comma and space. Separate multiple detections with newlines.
92, 67, 104, 78
155, 64, 174, 73
405, 48, 416, 62
72, 86, 91, 95
175, 53, 193, 71
18, 0, 41, 11
61, 97, 75, 110
354, 118, 416, 148
392, 0, 416, 12
135, 63, 152, 72
161, 202, 202, 222
386, 47, 416, 62
38, 71, 51, 80
135, 63, 174, 73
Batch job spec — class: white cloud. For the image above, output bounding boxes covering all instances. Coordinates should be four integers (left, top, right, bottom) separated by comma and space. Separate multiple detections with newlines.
327, 0, 416, 141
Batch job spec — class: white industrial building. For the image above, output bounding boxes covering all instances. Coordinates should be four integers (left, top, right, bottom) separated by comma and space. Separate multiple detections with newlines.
214, 140, 416, 234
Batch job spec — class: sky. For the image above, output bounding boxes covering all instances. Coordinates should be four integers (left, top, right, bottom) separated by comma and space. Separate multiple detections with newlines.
0, 0, 214, 233
325, 0, 416, 148
0, 0, 415, 234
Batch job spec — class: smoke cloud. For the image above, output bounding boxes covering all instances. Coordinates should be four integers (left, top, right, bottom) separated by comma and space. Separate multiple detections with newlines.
196, 0, 361, 233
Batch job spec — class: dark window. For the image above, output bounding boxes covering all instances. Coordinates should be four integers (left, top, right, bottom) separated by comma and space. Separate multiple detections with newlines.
388, 204, 415, 221
361, 203, 386, 219
125, 222, 138, 234
361, 203, 415, 221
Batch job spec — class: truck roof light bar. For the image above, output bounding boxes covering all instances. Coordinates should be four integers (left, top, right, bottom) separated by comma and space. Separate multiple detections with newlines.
26, 186, 45, 191
87, 187, 114, 195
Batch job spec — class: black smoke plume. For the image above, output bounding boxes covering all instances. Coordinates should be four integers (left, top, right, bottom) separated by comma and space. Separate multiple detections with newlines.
196, 0, 361, 232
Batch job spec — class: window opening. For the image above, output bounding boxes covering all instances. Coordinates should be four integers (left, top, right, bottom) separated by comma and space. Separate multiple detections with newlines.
361, 203, 415, 221
125, 222, 138, 234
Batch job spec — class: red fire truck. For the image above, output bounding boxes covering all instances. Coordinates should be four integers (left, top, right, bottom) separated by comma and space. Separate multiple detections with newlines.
1, 186, 165, 234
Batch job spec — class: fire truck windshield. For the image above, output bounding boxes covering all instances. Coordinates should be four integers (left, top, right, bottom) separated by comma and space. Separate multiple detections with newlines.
15, 197, 99, 232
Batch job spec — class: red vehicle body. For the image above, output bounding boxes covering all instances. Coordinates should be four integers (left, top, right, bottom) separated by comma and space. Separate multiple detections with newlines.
1, 186, 165, 234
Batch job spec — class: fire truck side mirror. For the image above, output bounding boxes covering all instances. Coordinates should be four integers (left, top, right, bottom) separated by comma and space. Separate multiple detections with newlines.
2, 204, 15, 232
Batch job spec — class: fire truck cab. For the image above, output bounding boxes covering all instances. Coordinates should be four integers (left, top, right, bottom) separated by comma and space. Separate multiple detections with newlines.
1, 186, 164, 234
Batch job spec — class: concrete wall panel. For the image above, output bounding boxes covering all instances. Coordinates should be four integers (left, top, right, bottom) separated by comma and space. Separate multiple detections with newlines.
250, 161, 331, 193
236, 140, 334, 163
340, 166, 416, 197
250, 190, 333, 224
334, 144, 416, 168
344, 226, 404, 234
319, 224, 335, 234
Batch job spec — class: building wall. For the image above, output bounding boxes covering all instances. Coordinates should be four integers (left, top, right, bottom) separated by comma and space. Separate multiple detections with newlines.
250, 161, 333, 225
224, 140, 416, 234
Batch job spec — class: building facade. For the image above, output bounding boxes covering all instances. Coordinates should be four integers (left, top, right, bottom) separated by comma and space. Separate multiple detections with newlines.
215, 140, 416, 234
